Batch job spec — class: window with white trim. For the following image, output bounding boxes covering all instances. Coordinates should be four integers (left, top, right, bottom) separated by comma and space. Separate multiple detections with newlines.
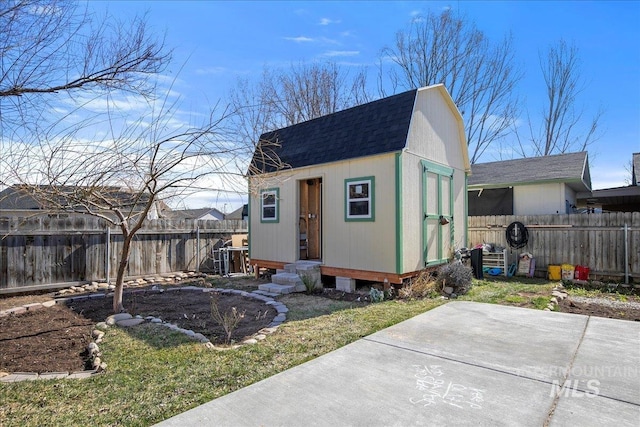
345, 177, 375, 221
260, 188, 279, 222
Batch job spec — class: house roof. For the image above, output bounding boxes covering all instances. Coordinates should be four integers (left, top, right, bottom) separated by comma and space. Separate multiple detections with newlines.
468, 152, 592, 192
165, 208, 223, 220
225, 204, 248, 220
633, 152, 639, 186
578, 185, 640, 212
250, 89, 418, 174
0, 185, 159, 212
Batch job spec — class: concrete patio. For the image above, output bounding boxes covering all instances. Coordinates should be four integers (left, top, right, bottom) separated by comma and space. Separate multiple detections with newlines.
156, 301, 640, 426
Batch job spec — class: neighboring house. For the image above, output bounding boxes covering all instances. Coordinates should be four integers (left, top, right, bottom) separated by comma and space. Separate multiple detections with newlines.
468, 152, 592, 216
164, 207, 225, 221
0, 185, 168, 220
576, 152, 640, 213
225, 204, 248, 221
248, 84, 470, 285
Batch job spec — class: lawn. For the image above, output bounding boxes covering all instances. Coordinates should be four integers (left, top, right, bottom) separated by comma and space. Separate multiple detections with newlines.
1, 277, 555, 426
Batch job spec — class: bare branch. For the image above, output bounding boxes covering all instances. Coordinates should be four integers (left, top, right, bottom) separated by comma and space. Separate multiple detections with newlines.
379, 10, 522, 163
523, 39, 604, 156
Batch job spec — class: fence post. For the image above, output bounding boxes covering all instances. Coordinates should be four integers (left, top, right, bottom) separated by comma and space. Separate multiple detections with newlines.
196, 226, 200, 273
624, 223, 629, 285
105, 227, 111, 284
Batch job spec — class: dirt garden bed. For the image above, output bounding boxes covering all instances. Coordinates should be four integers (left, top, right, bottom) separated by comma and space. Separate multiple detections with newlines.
1, 288, 276, 374
558, 295, 640, 321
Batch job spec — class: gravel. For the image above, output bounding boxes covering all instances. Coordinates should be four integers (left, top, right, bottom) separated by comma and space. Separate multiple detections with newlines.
568, 295, 640, 310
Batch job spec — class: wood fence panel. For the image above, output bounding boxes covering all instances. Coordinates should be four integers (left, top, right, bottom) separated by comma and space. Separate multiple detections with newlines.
468, 213, 638, 280
0, 216, 247, 290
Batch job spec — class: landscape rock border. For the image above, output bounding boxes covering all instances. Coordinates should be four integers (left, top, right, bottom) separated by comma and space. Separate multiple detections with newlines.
544, 284, 568, 311
0, 285, 287, 382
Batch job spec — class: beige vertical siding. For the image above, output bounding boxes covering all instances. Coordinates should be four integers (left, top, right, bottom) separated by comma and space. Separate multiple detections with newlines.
401, 87, 468, 272
249, 173, 298, 264
249, 153, 397, 272
514, 183, 565, 215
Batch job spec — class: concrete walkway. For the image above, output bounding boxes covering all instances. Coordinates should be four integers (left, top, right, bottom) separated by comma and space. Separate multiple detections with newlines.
156, 301, 640, 426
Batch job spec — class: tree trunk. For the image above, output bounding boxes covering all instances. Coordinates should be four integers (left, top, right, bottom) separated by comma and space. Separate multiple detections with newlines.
113, 232, 133, 313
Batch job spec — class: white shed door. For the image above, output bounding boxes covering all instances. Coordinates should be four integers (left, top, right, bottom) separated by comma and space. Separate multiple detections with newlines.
422, 160, 454, 266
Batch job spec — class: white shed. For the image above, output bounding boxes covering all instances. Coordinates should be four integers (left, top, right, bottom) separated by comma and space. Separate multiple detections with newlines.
248, 84, 470, 289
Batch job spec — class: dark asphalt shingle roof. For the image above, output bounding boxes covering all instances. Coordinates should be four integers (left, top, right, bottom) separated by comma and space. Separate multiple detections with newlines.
250, 89, 417, 173
468, 152, 591, 190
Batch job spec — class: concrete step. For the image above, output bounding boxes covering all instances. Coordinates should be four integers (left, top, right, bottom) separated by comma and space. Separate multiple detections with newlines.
294, 261, 322, 271
283, 264, 297, 274
272, 272, 303, 287
258, 283, 296, 294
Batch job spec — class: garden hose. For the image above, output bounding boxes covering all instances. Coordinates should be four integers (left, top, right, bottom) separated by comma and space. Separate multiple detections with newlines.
506, 221, 529, 249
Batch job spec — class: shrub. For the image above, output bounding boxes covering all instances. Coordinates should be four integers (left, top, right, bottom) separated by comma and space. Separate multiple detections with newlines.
436, 262, 473, 296
301, 274, 319, 294
369, 287, 385, 303
398, 270, 439, 299
210, 294, 246, 344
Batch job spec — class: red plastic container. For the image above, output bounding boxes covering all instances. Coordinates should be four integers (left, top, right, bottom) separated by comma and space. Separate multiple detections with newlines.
574, 265, 590, 280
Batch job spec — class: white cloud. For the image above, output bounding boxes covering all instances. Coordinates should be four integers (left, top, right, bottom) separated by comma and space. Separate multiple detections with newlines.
283, 36, 339, 45
319, 18, 340, 26
322, 50, 360, 57
284, 36, 315, 43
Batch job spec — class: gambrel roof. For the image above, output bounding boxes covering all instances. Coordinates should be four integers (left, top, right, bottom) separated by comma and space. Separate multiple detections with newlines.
250, 89, 418, 174
468, 152, 592, 192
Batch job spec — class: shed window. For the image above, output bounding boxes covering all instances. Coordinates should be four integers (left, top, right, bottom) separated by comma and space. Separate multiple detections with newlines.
260, 188, 279, 223
345, 177, 375, 221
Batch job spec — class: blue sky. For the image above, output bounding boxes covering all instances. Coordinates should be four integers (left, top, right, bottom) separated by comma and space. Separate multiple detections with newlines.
92, 1, 640, 211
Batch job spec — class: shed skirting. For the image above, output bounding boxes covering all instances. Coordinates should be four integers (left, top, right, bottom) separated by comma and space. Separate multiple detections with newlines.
250, 259, 424, 285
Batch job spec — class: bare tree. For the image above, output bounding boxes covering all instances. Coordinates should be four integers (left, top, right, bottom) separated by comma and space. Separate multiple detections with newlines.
1, 86, 248, 312
517, 39, 603, 156
0, 1, 260, 313
228, 61, 371, 151
380, 9, 522, 163
623, 159, 634, 186
0, 1, 169, 136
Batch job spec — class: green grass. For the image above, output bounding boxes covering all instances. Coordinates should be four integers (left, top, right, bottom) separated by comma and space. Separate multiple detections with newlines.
459, 277, 555, 305
1, 296, 443, 426
1, 277, 557, 426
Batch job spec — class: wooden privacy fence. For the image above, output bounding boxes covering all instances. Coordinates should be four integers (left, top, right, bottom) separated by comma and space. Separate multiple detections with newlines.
468, 212, 640, 282
0, 217, 247, 292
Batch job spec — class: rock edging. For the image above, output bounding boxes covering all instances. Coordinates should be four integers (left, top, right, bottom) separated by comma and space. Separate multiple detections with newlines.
544, 284, 568, 311
0, 286, 288, 382
99, 287, 288, 350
